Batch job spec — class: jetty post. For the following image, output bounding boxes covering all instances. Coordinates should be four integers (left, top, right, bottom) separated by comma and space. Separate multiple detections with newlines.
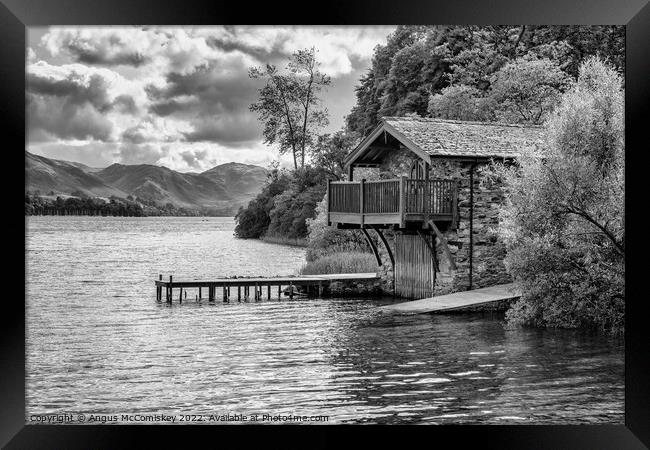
157, 274, 162, 302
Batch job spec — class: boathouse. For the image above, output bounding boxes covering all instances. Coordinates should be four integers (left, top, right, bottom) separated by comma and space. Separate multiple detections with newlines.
326, 117, 545, 299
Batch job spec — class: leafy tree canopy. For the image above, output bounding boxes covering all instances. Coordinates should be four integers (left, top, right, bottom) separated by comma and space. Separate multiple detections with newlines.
346, 25, 624, 134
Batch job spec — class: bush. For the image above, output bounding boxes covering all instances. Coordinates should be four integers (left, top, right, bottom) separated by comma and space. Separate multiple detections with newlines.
233, 198, 272, 238
234, 169, 291, 238
266, 166, 327, 239
234, 166, 327, 240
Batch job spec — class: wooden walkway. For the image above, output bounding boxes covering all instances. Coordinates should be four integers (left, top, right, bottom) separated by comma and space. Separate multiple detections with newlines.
155, 273, 380, 303
379, 283, 521, 315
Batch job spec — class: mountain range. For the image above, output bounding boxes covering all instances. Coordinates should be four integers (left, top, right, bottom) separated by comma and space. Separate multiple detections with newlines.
25, 152, 268, 213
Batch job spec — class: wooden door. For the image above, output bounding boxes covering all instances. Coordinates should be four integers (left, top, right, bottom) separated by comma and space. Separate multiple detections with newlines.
394, 232, 436, 299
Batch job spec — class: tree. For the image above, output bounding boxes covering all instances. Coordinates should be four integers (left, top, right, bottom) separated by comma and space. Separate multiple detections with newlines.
345, 26, 624, 135
491, 57, 624, 333
378, 41, 437, 118
249, 48, 331, 170
346, 26, 434, 136
428, 85, 495, 121
435, 27, 514, 90
489, 58, 570, 124
428, 58, 569, 124
311, 130, 359, 180
523, 26, 625, 77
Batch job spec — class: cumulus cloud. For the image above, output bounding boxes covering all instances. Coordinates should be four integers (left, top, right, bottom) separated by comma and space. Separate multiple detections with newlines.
116, 142, 168, 165
202, 26, 394, 76
181, 115, 261, 145
121, 126, 148, 144
119, 117, 188, 145
146, 59, 257, 113
151, 140, 285, 172
41, 26, 393, 76
112, 94, 139, 114
41, 28, 158, 68
28, 93, 114, 142
40, 27, 258, 78
179, 149, 210, 169
65, 43, 148, 67
28, 69, 113, 112
27, 61, 147, 142
145, 59, 264, 145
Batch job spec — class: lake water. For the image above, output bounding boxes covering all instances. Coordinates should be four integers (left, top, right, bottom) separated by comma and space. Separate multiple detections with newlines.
25, 216, 624, 424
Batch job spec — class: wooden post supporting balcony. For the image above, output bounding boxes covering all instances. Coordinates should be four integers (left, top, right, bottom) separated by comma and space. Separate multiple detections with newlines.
399, 176, 407, 228
426, 219, 457, 271
423, 178, 430, 215
359, 178, 365, 227
326, 178, 331, 226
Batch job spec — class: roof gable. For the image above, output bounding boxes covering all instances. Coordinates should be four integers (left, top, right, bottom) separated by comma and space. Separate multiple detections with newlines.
345, 116, 547, 167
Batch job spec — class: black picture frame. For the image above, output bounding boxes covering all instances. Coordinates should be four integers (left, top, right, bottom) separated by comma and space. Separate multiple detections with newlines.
3, 0, 648, 448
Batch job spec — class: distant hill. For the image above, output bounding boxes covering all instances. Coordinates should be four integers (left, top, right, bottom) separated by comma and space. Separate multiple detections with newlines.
26, 152, 268, 213
26, 152, 127, 198
200, 162, 268, 200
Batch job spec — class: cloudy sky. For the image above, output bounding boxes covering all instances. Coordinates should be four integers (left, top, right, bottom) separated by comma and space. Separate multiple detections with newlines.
27, 26, 395, 172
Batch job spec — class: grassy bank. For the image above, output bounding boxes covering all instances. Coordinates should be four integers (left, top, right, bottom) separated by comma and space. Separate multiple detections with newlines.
261, 234, 309, 247
300, 251, 378, 275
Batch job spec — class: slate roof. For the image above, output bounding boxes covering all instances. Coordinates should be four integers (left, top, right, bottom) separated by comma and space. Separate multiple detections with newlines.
382, 116, 546, 159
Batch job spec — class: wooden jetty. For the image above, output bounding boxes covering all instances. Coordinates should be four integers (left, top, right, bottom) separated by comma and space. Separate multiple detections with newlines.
155, 273, 380, 304
379, 283, 521, 315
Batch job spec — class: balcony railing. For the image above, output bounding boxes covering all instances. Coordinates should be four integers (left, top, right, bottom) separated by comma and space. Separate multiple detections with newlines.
327, 177, 458, 227
404, 179, 456, 215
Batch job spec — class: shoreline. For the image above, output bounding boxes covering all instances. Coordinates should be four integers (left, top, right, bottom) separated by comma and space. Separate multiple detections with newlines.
260, 234, 309, 247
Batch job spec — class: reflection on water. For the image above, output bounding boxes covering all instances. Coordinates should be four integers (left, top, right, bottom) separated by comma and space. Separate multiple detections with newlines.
26, 217, 623, 424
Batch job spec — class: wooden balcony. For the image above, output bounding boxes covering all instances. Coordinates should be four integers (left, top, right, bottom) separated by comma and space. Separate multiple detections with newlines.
327, 177, 458, 229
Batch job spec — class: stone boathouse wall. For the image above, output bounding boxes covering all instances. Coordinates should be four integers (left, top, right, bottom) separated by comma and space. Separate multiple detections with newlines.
431, 159, 512, 296
384, 158, 512, 299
